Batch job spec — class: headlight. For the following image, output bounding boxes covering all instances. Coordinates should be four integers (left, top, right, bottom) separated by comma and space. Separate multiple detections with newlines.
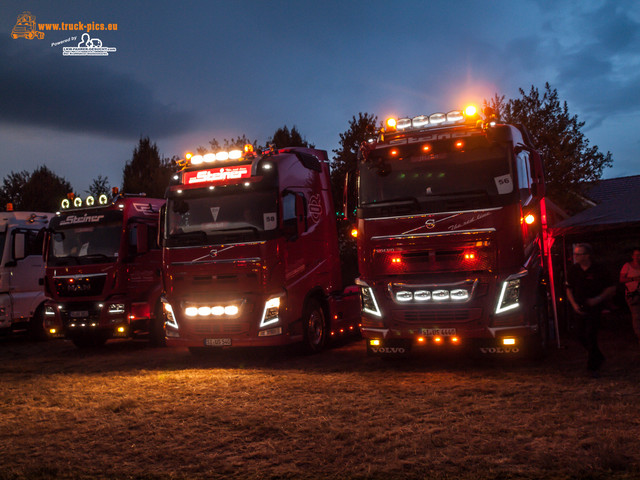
360, 284, 382, 317
163, 301, 178, 329
260, 297, 281, 327
44, 305, 56, 316
496, 279, 521, 314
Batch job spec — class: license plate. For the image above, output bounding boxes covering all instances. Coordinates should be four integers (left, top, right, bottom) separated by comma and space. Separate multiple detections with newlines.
204, 338, 232, 347
70, 311, 89, 318
421, 328, 456, 337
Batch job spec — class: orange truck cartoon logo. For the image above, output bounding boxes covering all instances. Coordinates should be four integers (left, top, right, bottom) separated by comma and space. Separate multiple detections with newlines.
11, 11, 44, 40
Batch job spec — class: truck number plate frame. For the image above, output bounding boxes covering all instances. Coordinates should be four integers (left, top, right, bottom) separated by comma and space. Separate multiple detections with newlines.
204, 338, 232, 347
421, 328, 456, 337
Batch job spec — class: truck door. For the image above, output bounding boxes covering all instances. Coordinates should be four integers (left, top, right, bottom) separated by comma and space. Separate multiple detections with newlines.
282, 191, 308, 285
8, 228, 46, 320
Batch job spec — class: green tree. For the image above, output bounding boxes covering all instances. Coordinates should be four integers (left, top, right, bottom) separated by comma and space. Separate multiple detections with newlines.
122, 137, 175, 199
0, 166, 72, 212
331, 113, 378, 286
487, 83, 613, 213
0, 170, 30, 210
330, 112, 378, 210
266, 125, 313, 150
198, 135, 260, 155
85, 175, 111, 198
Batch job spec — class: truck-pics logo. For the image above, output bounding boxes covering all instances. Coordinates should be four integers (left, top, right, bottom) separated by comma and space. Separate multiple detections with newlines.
11, 11, 44, 39
63, 33, 116, 56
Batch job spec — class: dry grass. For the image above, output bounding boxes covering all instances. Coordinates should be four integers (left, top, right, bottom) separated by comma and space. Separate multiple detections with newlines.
1, 322, 639, 480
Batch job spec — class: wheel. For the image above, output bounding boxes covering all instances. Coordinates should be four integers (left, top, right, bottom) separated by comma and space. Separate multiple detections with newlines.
28, 305, 47, 342
149, 303, 166, 347
528, 288, 551, 360
302, 299, 327, 354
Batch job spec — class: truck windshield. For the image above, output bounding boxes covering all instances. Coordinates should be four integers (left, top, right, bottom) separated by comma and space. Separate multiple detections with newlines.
48, 217, 123, 266
359, 139, 514, 217
165, 188, 279, 247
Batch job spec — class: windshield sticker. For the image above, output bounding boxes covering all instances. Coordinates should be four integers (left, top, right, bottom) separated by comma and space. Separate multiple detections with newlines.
210, 207, 220, 222
59, 214, 105, 226
494, 174, 513, 194
264, 213, 277, 231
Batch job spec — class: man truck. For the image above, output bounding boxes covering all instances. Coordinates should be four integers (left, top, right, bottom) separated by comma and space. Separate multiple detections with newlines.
0, 207, 52, 338
351, 106, 553, 357
44, 192, 166, 347
161, 145, 359, 354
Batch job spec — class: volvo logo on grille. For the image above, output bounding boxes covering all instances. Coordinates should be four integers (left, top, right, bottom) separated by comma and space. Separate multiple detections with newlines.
425, 219, 435, 229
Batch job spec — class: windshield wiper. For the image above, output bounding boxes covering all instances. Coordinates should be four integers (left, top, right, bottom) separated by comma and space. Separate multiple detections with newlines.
361, 196, 420, 208
169, 230, 207, 240
424, 189, 489, 198
80, 253, 112, 261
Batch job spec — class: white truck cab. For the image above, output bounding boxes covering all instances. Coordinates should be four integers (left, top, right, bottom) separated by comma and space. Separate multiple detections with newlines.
0, 209, 53, 338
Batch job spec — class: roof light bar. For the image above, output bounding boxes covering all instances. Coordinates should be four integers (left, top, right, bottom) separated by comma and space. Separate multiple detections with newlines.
383, 105, 480, 135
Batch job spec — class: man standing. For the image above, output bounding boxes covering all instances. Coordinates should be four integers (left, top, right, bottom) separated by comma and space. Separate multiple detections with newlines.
566, 243, 616, 376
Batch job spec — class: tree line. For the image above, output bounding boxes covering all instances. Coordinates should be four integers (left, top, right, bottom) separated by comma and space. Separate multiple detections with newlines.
0, 84, 612, 215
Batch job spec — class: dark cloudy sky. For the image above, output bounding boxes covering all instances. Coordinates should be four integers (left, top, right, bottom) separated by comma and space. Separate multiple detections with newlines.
1, 0, 639, 195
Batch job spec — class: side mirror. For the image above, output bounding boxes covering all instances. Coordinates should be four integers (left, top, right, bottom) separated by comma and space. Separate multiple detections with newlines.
158, 204, 166, 248
529, 150, 545, 198
343, 170, 357, 222
295, 194, 306, 236
136, 223, 149, 255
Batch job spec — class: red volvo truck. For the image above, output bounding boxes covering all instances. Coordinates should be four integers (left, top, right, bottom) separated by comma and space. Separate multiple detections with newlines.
161, 145, 359, 354
44, 192, 166, 347
351, 106, 554, 357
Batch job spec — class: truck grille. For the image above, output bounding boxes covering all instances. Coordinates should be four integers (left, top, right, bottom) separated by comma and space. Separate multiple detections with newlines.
191, 319, 250, 335
59, 303, 102, 325
394, 308, 482, 325
54, 274, 107, 297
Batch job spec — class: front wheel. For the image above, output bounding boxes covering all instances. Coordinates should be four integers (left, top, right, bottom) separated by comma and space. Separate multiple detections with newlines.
302, 299, 327, 354
28, 306, 47, 341
528, 288, 551, 360
149, 303, 166, 347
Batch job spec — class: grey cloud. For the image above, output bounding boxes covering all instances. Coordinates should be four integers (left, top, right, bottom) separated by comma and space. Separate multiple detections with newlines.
0, 37, 198, 139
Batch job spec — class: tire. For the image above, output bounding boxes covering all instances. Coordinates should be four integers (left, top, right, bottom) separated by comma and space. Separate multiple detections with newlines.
302, 298, 327, 354
28, 306, 47, 342
529, 288, 550, 360
149, 303, 166, 347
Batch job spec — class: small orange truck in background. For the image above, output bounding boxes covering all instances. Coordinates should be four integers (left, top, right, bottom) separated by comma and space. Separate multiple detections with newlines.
11, 12, 44, 40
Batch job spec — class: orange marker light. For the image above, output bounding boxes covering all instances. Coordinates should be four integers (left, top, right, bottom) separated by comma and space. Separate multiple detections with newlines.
524, 214, 535, 225
244, 144, 254, 154
417, 337, 425, 343
454, 140, 465, 149
386, 118, 397, 130
185, 152, 193, 160
350, 228, 358, 238
390, 149, 398, 156
433, 336, 443, 344
465, 105, 477, 116
391, 256, 402, 264
464, 252, 476, 260
422, 144, 432, 153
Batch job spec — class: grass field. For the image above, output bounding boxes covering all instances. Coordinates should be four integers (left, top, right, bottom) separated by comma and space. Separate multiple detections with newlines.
1, 321, 639, 480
